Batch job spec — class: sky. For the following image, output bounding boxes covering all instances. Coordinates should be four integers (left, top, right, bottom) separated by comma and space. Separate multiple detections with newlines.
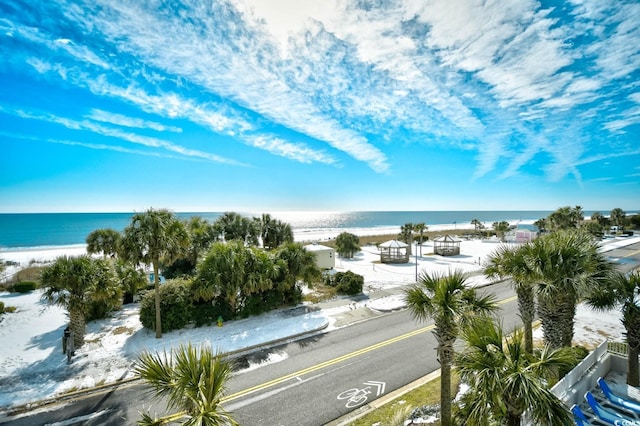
0, 0, 639, 213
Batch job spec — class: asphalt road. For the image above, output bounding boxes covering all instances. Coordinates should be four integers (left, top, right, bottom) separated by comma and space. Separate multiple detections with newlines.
1, 241, 638, 426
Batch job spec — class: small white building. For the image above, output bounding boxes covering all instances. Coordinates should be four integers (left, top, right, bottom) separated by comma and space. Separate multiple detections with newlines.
505, 228, 538, 244
303, 243, 335, 269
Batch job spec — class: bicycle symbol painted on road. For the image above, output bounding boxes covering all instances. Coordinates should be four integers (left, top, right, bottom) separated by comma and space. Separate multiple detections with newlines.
337, 381, 386, 409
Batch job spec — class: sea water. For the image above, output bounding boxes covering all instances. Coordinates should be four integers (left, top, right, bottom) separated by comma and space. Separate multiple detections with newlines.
0, 210, 561, 250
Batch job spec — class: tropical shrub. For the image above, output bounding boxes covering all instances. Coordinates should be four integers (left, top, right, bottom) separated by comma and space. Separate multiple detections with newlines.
139, 279, 192, 333
191, 299, 234, 327
326, 271, 364, 295
114, 260, 148, 304
13, 281, 37, 293
193, 241, 277, 316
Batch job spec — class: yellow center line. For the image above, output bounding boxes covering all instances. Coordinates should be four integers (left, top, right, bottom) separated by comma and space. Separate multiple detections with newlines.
222, 294, 519, 403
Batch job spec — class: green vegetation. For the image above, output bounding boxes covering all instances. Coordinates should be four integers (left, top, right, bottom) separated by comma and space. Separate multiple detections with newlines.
325, 271, 364, 295
585, 270, 640, 386
135, 343, 237, 425
13, 281, 37, 293
491, 220, 510, 241
336, 232, 361, 258
139, 279, 192, 333
86, 228, 121, 258
456, 317, 573, 425
41, 256, 120, 348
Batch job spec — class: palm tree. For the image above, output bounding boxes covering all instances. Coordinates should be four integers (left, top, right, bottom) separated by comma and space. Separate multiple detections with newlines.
120, 208, 189, 338
470, 219, 484, 233
572, 205, 584, 228
276, 242, 321, 289
185, 216, 217, 266
610, 208, 626, 229
135, 343, 237, 425
591, 211, 609, 227
335, 232, 360, 259
585, 270, 640, 386
533, 218, 547, 233
41, 255, 118, 348
404, 269, 497, 426
399, 223, 414, 255
115, 259, 148, 304
194, 241, 277, 315
528, 230, 612, 349
484, 244, 536, 354
86, 228, 121, 258
414, 222, 427, 256
492, 221, 510, 241
455, 316, 573, 426
258, 214, 293, 250
547, 206, 575, 231
214, 212, 259, 246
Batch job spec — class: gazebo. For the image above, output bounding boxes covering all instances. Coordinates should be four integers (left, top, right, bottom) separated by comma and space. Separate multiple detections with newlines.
378, 239, 410, 264
433, 235, 461, 256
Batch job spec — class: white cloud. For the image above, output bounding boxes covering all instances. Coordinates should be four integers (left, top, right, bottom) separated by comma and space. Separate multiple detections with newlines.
2, 105, 245, 166
87, 109, 183, 133
246, 135, 336, 164
0, 131, 191, 161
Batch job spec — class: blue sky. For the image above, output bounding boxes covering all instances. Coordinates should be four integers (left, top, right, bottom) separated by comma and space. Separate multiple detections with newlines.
1, 0, 639, 213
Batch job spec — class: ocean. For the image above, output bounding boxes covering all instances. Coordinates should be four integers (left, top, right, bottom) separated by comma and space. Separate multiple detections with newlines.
0, 211, 563, 250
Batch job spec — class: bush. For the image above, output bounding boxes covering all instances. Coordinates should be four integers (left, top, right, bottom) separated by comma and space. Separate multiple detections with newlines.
192, 299, 234, 327
559, 345, 590, 378
0, 300, 4, 314
325, 271, 364, 295
12, 266, 46, 284
139, 279, 192, 332
13, 281, 37, 293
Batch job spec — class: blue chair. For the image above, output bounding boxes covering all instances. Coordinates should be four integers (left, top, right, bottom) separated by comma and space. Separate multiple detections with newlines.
571, 404, 593, 426
585, 391, 640, 425
598, 377, 640, 415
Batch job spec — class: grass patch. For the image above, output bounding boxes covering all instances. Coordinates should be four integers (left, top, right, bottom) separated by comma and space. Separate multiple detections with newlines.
349, 374, 459, 426
112, 325, 135, 335
303, 284, 338, 304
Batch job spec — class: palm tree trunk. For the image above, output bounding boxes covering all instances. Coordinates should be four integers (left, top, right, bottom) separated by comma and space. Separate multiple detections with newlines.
505, 413, 521, 426
538, 291, 576, 349
557, 292, 576, 348
153, 261, 162, 338
69, 308, 85, 348
628, 344, 640, 387
438, 342, 455, 426
516, 285, 535, 354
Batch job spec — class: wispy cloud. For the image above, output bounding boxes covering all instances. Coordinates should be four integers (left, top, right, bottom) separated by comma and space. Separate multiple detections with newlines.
87, 109, 183, 133
245, 135, 336, 165
0, 131, 191, 161
1, 105, 246, 166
